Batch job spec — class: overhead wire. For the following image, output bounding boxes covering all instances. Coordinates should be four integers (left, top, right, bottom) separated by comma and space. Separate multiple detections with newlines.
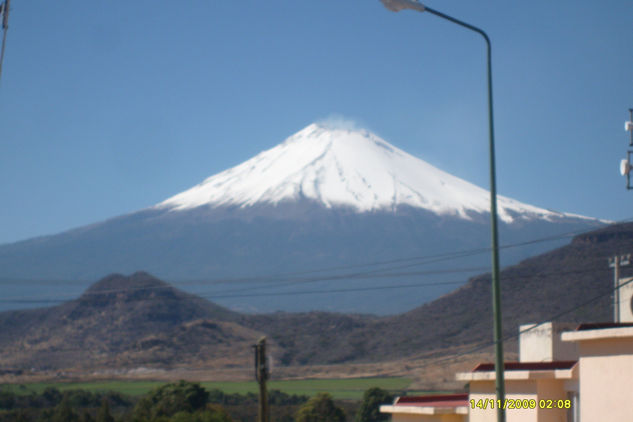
177, 214, 626, 286
1, 217, 624, 306
408, 275, 632, 373
2, 220, 627, 367
0, 267, 484, 304
5, 263, 627, 378
0, 262, 612, 305
0, 264, 613, 319
204, 265, 611, 300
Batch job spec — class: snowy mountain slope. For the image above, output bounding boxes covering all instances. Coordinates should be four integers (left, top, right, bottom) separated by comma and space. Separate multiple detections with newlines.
156, 123, 592, 224
0, 122, 607, 314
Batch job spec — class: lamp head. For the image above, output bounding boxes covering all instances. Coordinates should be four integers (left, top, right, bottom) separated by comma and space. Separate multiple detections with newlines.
380, 0, 425, 12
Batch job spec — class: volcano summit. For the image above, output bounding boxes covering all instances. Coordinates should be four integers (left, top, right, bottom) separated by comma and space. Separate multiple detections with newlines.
157, 123, 576, 223
0, 123, 604, 313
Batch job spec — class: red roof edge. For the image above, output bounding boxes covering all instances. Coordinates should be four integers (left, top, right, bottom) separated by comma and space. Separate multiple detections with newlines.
576, 322, 633, 331
472, 361, 577, 372
395, 394, 469, 404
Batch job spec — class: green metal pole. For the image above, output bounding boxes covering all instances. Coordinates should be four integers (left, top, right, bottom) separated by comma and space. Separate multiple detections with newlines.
380, 2, 506, 419
484, 29, 507, 422
423, 7, 506, 422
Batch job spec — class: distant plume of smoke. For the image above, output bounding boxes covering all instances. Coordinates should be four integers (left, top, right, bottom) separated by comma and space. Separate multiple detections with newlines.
317, 114, 366, 131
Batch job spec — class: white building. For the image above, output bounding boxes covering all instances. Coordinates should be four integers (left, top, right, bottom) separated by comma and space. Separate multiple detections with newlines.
381, 277, 633, 421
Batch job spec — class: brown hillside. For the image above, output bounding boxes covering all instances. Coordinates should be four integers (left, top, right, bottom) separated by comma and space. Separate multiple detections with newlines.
0, 272, 261, 371
360, 222, 633, 360
0, 223, 631, 374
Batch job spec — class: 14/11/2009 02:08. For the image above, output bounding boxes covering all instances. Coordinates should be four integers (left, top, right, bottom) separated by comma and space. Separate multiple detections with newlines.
470, 399, 572, 410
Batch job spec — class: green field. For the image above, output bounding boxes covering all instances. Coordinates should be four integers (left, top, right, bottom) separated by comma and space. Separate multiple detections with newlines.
1, 377, 414, 400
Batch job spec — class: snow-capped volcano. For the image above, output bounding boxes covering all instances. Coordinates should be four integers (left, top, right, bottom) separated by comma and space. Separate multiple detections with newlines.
0, 122, 606, 314
157, 123, 578, 224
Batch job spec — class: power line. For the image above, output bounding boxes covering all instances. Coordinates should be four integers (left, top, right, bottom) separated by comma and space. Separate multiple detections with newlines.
0, 218, 621, 306
0, 264, 611, 313
2, 259, 625, 366
0, 269, 480, 304
174, 224, 590, 287
0, 261, 610, 305
2, 265, 625, 376
2, 213, 617, 290
0, 215, 629, 311
410, 275, 633, 373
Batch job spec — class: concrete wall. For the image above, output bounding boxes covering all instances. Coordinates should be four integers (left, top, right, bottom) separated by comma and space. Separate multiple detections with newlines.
468, 379, 569, 422
618, 277, 633, 322
535, 376, 568, 422
391, 414, 464, 422
519, 322, 578, 362
577, 337, 633, 421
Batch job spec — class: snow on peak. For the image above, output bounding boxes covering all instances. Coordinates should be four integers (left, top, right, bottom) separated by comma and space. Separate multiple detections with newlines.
156, 123, 572, 223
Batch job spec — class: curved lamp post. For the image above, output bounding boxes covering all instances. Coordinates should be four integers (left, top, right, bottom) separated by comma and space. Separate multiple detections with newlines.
380, 1, 506, 420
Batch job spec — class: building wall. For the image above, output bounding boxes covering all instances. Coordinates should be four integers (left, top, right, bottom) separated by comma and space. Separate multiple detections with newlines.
520, 324, 554, 362
577, 338, 633, 420
535, 377, 568, 422
519, 322, 578, 362
618, 277, 633, 322
468, 379, 568, 422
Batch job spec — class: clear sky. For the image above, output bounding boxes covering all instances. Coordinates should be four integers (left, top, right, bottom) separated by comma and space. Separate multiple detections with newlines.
0, 0, 631, 245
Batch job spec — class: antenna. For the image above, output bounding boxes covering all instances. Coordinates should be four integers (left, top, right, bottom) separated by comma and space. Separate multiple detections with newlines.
621, 152, 633, 190
620, 158, 631, 177
621, 109, 633, 190
627, 108, 633, 147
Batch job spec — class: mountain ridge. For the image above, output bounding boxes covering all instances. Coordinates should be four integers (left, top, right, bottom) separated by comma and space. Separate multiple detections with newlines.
0, 222, 630, 375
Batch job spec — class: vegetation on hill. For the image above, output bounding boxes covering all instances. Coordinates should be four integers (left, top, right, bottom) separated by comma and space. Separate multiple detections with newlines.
0, 381, 318, 422
0, 381, 401, 421
354, 388, 394, 422
0, 387, 131, 422
295, 393, 346, 422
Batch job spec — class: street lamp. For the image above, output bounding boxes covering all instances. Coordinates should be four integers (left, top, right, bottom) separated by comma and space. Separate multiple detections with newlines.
380, 1, 506, 421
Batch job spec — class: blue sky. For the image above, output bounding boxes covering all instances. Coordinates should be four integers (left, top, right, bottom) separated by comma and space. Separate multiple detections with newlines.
0, 0, 631, 244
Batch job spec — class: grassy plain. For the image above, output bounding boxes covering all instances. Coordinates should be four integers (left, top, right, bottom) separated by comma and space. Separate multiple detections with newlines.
0, 376, 416, 400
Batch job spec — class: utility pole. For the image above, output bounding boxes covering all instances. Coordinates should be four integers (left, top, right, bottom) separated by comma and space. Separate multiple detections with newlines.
253, 337, 269, 422
609, 254, 631, 322
0, 0, 10, 82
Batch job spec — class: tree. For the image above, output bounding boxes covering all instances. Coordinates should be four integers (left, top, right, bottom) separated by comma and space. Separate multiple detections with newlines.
295, 393, 345, 422
42, 387, 63, 407
12, 410, 29, 422
51, 396, 80, 422
132, 381, 233, 422
133, 380, 210, 420
96, 398, 115, 422
81, 411, 96, 422
355, 388, 394, 422
168, 407, 232, 422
